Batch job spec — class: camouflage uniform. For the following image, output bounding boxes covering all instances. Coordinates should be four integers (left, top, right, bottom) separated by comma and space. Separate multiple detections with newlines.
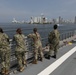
14, 34, 26, 69
0, 32, 10, 73
28, 32, 43, 62
48, 30, 60, 56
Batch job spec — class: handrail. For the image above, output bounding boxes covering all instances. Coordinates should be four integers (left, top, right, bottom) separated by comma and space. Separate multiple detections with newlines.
9, 30, 75, 50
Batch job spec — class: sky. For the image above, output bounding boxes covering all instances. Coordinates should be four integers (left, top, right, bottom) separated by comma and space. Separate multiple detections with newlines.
0, 0, 76, 22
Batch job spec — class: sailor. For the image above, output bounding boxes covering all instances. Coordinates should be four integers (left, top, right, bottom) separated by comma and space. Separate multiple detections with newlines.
13, 28, 27, 72
0, 28, 10, 75
27, 28, 43, 64
48, 24, 60, 59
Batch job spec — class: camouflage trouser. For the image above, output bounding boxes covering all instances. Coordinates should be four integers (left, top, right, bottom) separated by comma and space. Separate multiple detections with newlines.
34, 46, 43, 60
48, 43, 59, 56
15, 51, 26, 68
0, 50, 10, 70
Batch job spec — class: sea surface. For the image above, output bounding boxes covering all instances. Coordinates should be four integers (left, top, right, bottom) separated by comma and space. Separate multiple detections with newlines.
0, 23, 76, 39
0, 23, 76, 47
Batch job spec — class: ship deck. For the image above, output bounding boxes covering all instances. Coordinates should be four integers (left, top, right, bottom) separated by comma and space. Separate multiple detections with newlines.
0, 32, 76, 75
9, 42, 76, 75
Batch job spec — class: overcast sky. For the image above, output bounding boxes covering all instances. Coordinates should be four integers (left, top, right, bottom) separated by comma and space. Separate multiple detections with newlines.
0, 0, 76, 22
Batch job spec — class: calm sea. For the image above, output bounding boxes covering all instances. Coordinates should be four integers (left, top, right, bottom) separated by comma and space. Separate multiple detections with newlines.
0, 23, 76, 39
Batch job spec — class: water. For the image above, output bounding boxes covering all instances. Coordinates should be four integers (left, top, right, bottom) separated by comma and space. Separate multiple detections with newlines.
0, 23, 76, 39
0, 23, 76, 48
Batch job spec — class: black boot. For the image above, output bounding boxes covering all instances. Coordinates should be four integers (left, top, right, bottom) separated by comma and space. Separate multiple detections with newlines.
51, 55, 56, 59
40, 58, 43, 62
45, 55, 50, 60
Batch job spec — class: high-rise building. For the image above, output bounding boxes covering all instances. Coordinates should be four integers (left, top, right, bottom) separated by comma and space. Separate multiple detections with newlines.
41, 13, 44, 24
30, 17, 34, 24
74, 16, 76, 24
59, 16, 61, 24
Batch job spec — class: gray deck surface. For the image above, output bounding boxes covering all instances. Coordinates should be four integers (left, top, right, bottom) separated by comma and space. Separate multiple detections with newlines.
10, 43, 76, 75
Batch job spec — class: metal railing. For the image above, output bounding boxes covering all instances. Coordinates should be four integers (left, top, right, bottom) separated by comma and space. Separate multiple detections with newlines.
9, 30, 75, 61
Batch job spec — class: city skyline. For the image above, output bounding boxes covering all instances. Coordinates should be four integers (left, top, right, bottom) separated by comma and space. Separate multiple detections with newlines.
0, 0, 76, 22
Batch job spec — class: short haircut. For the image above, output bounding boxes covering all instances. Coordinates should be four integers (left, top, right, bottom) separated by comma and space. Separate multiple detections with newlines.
16, 28, 22, 34
33, 28, 37, 32
0, 28, 4, 33
53, 24, 58, 29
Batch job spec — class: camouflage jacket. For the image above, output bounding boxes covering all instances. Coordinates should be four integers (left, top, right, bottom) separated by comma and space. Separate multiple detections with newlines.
14, 34, 26, 51
48, 30, 60, 44
0, 32, 10, 51
27, 32, 42, 48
